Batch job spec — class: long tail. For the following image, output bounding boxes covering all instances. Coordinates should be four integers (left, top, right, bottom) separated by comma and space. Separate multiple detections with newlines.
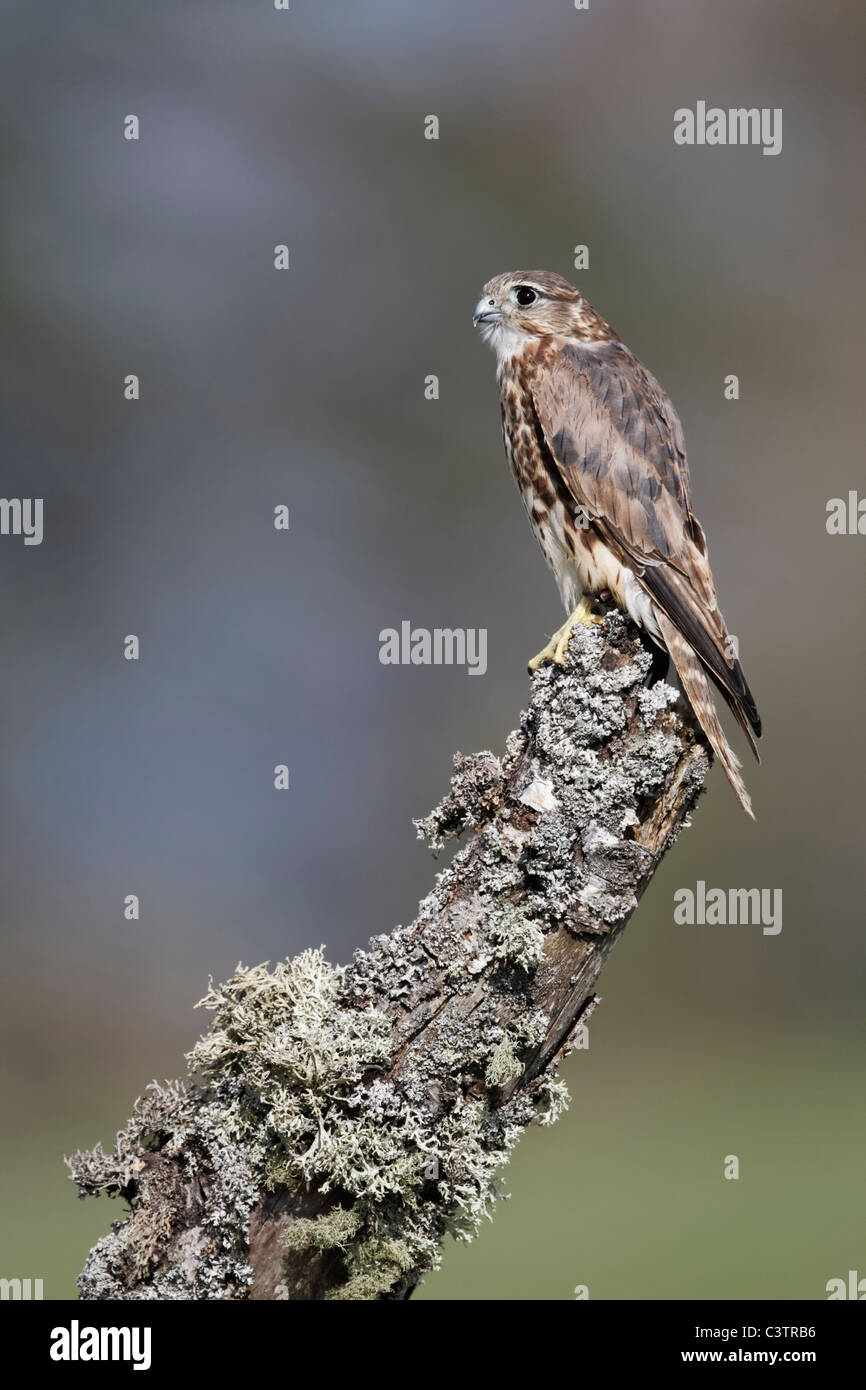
654, 608, 755, 818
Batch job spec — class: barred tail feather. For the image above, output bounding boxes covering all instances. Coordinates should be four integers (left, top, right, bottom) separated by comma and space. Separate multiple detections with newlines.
654, 608, 755, 819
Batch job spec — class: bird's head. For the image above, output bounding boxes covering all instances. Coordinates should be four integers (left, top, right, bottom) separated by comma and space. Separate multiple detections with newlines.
472, 270, 612, 360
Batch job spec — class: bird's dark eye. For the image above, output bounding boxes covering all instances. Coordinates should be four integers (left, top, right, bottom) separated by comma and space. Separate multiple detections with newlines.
515, 286, 537, 307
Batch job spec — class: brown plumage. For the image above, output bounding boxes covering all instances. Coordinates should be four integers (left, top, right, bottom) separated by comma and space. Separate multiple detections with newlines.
473, 269, 761, 816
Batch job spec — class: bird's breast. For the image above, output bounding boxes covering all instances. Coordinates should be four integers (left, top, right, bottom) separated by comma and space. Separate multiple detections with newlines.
499, 365, 586, 605
497, 358, 653, 626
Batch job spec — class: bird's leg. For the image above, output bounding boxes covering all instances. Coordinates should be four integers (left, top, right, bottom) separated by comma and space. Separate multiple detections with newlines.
528, 596, 605, 672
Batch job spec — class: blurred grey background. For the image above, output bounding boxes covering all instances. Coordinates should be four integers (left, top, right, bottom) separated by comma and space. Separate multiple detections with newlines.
0, 0, 863, 1300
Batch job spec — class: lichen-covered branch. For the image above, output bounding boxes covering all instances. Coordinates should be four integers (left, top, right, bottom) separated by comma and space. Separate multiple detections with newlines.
70, 613, 709, 1300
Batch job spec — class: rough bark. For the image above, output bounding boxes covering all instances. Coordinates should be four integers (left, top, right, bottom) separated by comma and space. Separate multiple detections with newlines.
70, 612, 709, 1301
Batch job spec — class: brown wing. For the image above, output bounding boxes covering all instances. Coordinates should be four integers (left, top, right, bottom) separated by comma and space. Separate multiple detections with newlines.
530, 340, 760, 738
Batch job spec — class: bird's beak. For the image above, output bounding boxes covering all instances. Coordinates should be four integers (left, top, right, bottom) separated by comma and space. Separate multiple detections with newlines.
473, 297, 502, 328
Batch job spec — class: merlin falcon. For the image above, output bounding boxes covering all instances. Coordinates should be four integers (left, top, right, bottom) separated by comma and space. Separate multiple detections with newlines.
473, 270, 761, 816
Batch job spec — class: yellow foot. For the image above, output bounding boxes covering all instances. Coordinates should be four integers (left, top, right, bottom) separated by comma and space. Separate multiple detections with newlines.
527, 598, 605, 672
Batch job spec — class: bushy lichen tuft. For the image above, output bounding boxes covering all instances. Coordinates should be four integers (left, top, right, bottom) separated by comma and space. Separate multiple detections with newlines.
487, 904, 545, 972
188, 949, 395, 1195
485, 1033, 523, 1086
281, 1206, 363, 1252
536, 1077, 571, 1127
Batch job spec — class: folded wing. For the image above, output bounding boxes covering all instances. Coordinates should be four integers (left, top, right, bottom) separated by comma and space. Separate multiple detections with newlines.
529, 340, 760, 803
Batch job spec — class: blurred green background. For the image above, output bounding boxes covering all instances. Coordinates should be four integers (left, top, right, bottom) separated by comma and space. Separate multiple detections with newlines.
0, 0, 863, 1300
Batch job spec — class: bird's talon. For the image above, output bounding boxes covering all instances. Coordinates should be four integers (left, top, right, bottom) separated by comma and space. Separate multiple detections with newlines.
527, 599, 604, 672
527, 639, 561, 673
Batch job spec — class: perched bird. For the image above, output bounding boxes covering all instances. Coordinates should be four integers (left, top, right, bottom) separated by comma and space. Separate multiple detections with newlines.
473, 269, 761, 816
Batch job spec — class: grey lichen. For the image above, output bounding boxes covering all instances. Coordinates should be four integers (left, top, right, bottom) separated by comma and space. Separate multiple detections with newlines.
188, 951, 395, 1197
68, 1080, 263, 1300
414, 750, 505, 852
488, 903, 546, 972
485, 1034, 523, 1087
536, 1077, 571, 1127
